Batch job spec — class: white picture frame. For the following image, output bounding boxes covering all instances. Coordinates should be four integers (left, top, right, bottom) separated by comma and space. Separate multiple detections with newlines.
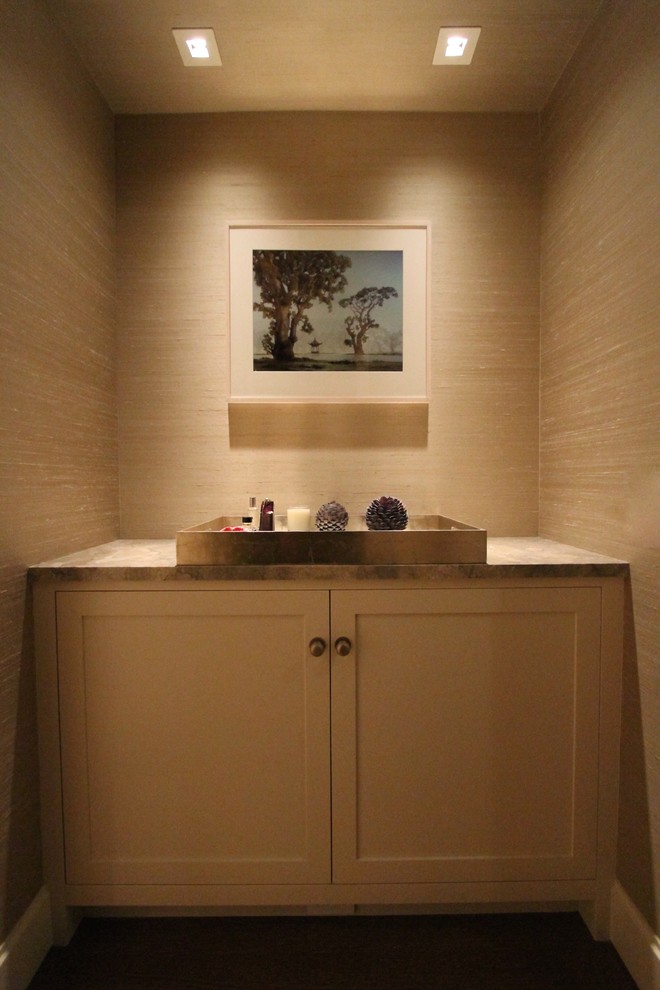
229, 223, 429, 402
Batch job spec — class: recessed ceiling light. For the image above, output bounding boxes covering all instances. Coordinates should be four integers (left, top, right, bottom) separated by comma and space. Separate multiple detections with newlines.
172, 28, 222, 67
187, 38, 210, 59
433, 27, 481, 65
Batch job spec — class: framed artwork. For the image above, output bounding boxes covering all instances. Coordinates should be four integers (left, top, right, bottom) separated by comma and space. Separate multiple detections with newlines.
228, 223, 428, 402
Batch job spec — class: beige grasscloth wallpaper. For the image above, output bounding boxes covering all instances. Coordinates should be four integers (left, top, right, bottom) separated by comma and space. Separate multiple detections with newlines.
540, 0, 660, 929
115, 112, 540, 538
0, 0, 657, 956
0, 0, 117, 937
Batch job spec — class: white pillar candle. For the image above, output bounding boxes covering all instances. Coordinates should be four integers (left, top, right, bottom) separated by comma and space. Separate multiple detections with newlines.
287, 506, 311, 531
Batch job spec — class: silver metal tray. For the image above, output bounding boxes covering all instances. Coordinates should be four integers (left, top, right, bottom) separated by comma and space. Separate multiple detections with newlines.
176, 515, 486, 566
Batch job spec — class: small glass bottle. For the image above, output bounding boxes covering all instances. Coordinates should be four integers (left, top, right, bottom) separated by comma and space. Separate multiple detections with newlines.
244, 495, 257, 531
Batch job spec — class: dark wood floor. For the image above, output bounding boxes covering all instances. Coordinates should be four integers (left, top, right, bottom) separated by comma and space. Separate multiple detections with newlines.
28, 912, 638, 989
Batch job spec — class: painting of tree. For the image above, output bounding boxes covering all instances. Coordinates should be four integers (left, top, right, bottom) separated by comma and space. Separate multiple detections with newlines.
339, 285, 399, 356
252, 249, 403, 371
253, 250, 351, 363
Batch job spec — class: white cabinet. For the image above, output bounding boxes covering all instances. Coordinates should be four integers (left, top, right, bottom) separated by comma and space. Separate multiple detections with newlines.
56, 590, 331, 886
330, 588, 600, 884
34, 577, 622, 939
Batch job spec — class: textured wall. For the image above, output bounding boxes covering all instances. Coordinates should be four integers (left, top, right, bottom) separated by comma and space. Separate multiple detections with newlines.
0, 0, 117, 937
540, 0, 659, 929
115, 112, 540, 538
6, 0, 654, 949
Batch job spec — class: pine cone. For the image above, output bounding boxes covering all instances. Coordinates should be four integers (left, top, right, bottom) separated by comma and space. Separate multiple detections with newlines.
365, 495, 408, 531
315, 501, 349, 532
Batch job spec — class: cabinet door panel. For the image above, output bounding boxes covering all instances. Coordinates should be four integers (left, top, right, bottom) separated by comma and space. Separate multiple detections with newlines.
331, 588, 600, 884
57, 590, 330, 885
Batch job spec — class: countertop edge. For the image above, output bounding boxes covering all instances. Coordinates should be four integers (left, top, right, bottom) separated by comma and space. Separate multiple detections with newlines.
27, 538, 630, 582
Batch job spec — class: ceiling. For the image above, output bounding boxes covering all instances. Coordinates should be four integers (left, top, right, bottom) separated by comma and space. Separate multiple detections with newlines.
43, 0, 604, 115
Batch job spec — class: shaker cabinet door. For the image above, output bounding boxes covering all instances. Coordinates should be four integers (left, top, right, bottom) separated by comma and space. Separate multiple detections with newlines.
330, 587, 601, 884
56, 589, 331, 886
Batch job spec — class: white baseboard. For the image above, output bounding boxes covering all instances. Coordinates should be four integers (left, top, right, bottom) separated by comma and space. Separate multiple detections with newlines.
0, 888, 53, 990
611, 881, 660, 990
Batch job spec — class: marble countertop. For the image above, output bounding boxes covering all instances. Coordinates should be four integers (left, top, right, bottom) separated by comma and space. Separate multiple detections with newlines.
28, 537, 628, 582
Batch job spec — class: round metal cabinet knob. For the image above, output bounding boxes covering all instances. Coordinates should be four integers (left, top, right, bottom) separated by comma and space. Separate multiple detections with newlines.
334, 636, 352, 656
309, 637, 327, 657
